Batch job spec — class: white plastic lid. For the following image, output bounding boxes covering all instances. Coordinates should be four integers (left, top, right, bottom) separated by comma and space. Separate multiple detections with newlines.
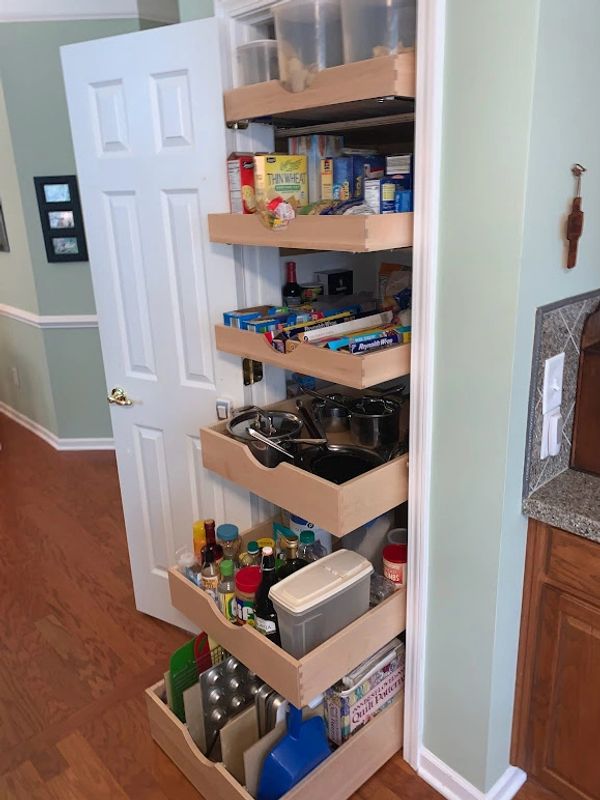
269, 549, 373, 615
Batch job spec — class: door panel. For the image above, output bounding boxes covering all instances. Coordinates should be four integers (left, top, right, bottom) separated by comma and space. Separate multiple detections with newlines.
62, 20, 251, 627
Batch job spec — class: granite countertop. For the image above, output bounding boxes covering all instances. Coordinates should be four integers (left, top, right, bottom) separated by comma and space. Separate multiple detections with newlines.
523, 468, 600, 543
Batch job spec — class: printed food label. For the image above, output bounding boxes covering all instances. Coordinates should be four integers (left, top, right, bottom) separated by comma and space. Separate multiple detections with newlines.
201, 574, 219, 603
219, 591, 237, 622
236, 597, 256, 626
256, 617, 277, 635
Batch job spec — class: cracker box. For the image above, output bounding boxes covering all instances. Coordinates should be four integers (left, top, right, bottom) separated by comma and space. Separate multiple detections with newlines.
324, 641, 405, 745
227, 153, 256, 214
288, 135, 343, 202
254, 154, 308, 208
322, 156, 386, 200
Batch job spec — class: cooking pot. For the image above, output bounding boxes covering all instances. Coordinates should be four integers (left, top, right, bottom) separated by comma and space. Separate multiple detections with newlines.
300, 443, 384, 484
348, 396, 404, 450
227, 407, 303, 467
311, 394, 351, 433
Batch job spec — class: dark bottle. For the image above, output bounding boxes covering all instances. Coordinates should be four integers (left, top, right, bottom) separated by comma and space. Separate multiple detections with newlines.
282, 261, 302, 307
276, 535, 308, 580
202, 518, 223, 566
254, 546, 281, 645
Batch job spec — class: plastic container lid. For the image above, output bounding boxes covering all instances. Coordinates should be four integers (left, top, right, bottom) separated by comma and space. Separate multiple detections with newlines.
220, 559, 234, 577
269, 549, 373, 615
178, 551, 195, 568
299, 531, 315, 544
235, 565, 262, 594
383, 544, 407, 564
247, 540, 259, 554
217, 523, 239, 542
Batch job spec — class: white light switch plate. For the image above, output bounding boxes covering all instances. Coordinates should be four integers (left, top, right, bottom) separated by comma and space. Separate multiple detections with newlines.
542, 352, 565, 415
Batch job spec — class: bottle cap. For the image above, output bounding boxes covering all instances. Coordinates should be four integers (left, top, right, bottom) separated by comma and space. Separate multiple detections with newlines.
284, 533, 298, 544
235, 566, 262, 594
217, 523, 239, 542
247, 540, 259, 554
383, 544, 407, 564
262, 546, 274, 556
299, 531, 315, 544
220, 559, 234, 577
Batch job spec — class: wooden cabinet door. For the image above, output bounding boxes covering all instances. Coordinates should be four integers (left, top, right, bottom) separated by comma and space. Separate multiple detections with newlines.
530, 586, 600, 799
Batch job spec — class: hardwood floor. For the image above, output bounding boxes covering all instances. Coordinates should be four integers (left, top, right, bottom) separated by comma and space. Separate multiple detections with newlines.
0, 414, 553, 800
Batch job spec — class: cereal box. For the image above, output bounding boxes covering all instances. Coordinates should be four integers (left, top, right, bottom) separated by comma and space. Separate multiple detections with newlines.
254, 154, 308, 208
227, 153, 256, 214
324, 640, 405, 745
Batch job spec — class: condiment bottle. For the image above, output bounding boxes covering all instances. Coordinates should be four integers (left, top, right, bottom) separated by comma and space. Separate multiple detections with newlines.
193, 520, 206, 562
235, 565, 262, 626
382, 543, 407, 587
177, 549, 201, 586
298, 530, 326, 562
217, 559, 237, 622
254, 547, 281, 645
276, 535, 308, 580
201, 548, 220, 602
217, 523, 241, 566
239, 540, 261, 567
203, 518, 223, 565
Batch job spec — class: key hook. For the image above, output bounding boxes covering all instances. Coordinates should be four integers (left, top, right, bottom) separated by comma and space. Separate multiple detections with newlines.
572, 163, 587, 196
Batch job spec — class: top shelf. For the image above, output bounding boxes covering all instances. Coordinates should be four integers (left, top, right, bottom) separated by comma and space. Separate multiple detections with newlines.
224, 52, 416, 126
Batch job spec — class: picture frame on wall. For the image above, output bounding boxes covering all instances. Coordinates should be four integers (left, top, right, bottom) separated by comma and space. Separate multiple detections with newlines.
33, 175, 88, 263
0, 201, 10, 252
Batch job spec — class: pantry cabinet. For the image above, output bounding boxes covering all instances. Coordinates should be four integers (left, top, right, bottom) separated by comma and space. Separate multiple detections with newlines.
512, 521, 600, 800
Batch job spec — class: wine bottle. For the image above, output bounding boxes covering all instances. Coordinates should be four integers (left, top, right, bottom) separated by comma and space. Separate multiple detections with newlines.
254, 547, 281, 645
282, 261, 302, 307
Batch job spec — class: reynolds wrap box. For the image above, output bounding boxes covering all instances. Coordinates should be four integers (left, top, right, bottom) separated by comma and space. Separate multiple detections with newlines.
289, 135, 343, 202
325, 640, 405, 745
321, 155, 386, 200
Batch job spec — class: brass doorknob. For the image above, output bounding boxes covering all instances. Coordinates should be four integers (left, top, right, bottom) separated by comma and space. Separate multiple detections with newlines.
107, 386, 133, 406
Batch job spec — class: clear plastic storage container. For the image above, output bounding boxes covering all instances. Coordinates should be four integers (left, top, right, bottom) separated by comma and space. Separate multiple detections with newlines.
342, 0, 416, 63
237, 40, 279, 86
269, 549, 373, 657
274, 0, 343, 93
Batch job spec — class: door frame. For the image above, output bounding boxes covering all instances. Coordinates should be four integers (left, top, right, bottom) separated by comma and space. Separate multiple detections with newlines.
215, 0, 447, 771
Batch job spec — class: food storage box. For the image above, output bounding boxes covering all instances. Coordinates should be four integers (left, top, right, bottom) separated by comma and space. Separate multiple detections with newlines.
274, 0, 343, 93
324, 639, 405, 745
237, 40, 279, 86
269, 549, 373, 658
254, 154, 308, 208
342, 0, 416, 64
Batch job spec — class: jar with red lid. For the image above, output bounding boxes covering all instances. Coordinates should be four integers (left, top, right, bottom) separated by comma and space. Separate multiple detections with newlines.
382, 543, 407, 586
235, 566, 262, 626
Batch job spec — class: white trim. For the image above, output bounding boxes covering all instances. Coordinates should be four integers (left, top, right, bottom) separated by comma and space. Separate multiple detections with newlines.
419, 748, 527, 800
218, 0, 286, 20
0, 0, 178, 23
0, 402, 114, 450
0, 304, 98, 329
403, 0, 446, 769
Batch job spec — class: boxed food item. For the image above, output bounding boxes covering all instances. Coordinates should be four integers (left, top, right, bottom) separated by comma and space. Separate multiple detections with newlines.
227, 153, 256, 214
320, 156, 385, 201
385, 153, 413, 190
313, 269, 353, 296
364, 177, 412, 214
254, 154, 308, 208
324, 639, 405, 745
289, 135, 344, 202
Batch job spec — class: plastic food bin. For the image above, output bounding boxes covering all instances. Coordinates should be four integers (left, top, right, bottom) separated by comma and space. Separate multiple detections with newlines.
274, 0, 343, 93
269, 549, 373, 658
342, 0, 416, 63
237, 40, 279, 86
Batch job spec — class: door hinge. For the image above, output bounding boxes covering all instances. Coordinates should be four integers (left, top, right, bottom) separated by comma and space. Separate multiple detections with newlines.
243, 358, 263, 386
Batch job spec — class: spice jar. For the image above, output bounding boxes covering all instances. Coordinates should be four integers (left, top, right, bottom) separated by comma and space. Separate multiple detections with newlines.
217, 523, 241, 566
382, 543, 407, 586
235, 566, 262, 626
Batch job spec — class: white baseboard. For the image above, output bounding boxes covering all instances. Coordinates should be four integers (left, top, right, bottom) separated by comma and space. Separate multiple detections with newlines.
0, 402, 114, 451
419, 748, 527, 800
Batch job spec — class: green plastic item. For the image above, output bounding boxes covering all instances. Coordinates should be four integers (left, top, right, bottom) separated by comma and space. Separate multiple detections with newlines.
168, 633, 212, 722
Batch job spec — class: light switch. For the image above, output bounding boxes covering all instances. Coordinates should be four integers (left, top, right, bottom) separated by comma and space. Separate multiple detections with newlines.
542, 352, 565, 414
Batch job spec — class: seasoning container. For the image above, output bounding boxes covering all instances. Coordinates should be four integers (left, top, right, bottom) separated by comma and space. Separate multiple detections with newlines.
298, 531, 327, 562
239, 540, 261, 567
382, 543, 407, 586
235, 565, 262, 626
217, 523, 241, 566
201, 548, 220, 601
177, 549, 201, 586
218, 560, 237, 622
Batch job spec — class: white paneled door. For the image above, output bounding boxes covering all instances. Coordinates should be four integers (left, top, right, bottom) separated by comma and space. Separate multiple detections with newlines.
62, 20, 252, 627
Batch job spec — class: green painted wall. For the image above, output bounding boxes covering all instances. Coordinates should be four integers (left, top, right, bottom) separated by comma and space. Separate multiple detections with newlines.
0, 316, 57, 433
423, 0, 540, 790
178, 0, 214, 22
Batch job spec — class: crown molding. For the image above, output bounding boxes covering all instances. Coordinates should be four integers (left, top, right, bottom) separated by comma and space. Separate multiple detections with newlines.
0, 0, 179, 24
0, 303, 98, 329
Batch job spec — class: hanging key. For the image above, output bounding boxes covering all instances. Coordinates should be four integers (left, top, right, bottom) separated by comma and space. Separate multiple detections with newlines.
566, 163, 586, 269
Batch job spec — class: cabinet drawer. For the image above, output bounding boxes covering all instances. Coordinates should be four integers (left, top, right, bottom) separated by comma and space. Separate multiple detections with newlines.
146, 680, 404, 800
169, 567, 406, 708
546, 526, 600, 603
215, 324, 411, 390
